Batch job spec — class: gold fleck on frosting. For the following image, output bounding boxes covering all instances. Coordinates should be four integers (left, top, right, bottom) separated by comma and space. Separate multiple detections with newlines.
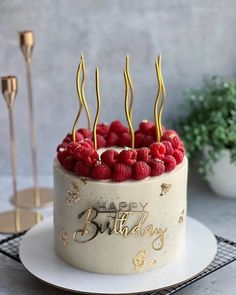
133, 249, 147, 271
178, 209, 185, 224
59, 228, 68, 247
80, 177, 87, 185
66, 180, 80, 205
150, 259, 157, 266
160, 183, 172, 196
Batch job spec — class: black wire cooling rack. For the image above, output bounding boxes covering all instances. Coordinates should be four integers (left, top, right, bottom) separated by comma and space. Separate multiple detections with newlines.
0, 233, 236, 294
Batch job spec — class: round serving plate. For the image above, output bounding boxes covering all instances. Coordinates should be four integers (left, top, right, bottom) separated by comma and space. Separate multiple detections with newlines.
20, 216, 217, 294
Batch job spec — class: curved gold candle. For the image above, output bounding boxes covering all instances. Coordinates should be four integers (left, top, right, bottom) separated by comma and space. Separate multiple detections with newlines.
93, 68, 101, 150
157, 55, 166, 137
125, 55, 134, 122
154, 57, 162, 141
124, 71, 135, 148
72, 61, 83, 142
81, 55, 91, 130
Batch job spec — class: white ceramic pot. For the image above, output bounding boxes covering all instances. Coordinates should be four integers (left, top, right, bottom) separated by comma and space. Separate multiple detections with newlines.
207, 149, 236, 198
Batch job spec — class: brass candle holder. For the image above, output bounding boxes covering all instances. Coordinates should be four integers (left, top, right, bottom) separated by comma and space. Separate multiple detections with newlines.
0, 76, 42, 234
13, 30, 53, 208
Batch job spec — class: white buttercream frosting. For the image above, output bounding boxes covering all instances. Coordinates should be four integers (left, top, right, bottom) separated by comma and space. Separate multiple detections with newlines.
54, 157, 188, 274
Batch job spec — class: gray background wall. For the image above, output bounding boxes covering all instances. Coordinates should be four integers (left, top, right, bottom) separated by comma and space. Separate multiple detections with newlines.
0, 0, 236, 176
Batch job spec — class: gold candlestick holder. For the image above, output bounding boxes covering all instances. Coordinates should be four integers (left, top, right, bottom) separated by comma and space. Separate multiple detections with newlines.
0, 76, 42, 234
12, 30, 53, 209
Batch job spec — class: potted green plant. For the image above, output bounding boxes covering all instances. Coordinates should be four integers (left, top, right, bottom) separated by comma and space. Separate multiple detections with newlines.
177, 76, 236, 198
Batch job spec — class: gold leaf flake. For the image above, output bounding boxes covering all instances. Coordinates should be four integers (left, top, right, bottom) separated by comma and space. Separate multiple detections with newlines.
178, 209, 185, 224
160, 183, 172, 196
66, 180, 80, 205
59, 228, 68, 247
150, 259, 157, 266
80, 177, 87, 185
133, 249, 147, 271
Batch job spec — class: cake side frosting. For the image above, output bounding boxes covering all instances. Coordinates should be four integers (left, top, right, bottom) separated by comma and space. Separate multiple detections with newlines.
54, 156, 188, 274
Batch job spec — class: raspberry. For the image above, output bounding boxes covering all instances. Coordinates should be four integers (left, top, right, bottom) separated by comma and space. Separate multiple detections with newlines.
137, 148, 150, 162
74, 144, 92, 160
96, 123, 110, 136
110, 120, 128, 135
142, 135, 155, 147
96, 134, 107, 149
133, 161, 151, 180
74, 161, 92, 177
63, 133, 73, 144
162, 140, 174, 155
62, 156, 76, 171
118, 132, 131, 147
169, 136, 182, 149
112, 163, 132, 182
67, 142, 80, 155
92, 163, 112, 180
147, 159, 165, 176
84, 149, 99, 165
164, 155, 176, 172
161, 130, 178, 141
101, 149, 119, 166
57, 148, 70, 165
78, 128, 92, 139
178, 145, 185, 154
149, 125, 157, 137
56, 143, 67, 152
150, 142, 166, 160
173, 149, 184, 164
163, 130, 182, 150
148, 125, 166, 137
118, 149, 137, 166
76, 132, 84, 142
135, 132, 145, 148
139, 120, 154, 135
107, 132, 119, 147
83, 139, 94, 148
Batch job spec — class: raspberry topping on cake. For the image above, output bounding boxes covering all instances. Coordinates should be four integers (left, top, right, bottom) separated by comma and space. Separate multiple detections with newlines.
133, 161, 151, 180
91, 162, 112, 180
56, 120, 185, 182
112, 163, 132, 182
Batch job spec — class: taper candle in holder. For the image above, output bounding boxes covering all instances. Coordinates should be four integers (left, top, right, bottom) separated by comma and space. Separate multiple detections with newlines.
13, 30, 53, 208
0, 76, 42, 234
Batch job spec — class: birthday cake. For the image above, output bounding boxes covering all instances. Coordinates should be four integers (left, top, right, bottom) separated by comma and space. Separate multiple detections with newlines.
54, 55, 188, 274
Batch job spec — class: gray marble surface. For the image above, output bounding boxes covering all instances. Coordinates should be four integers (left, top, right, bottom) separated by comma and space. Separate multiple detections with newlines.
0, 171, 236, 294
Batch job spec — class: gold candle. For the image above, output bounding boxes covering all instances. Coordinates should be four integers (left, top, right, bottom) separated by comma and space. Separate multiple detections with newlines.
124, 71, 135, 148
72, 60, 83, 142
154, 57, 162, 142
81, 55, 91, 130
157, 55, 166, 137
125, 54, 134, 122
93, 68, 101, 150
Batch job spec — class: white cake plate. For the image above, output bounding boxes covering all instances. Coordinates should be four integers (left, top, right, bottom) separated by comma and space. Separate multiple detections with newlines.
20, 217, 217, 294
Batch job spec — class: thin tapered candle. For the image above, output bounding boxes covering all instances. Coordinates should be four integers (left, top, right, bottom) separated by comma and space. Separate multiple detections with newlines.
125, 55, 134, 123
124, 71, 135, 148
72, 61, 83, 142
81, 55, 91, 130
157, 55, 166, 137
93, 68, 101, 150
